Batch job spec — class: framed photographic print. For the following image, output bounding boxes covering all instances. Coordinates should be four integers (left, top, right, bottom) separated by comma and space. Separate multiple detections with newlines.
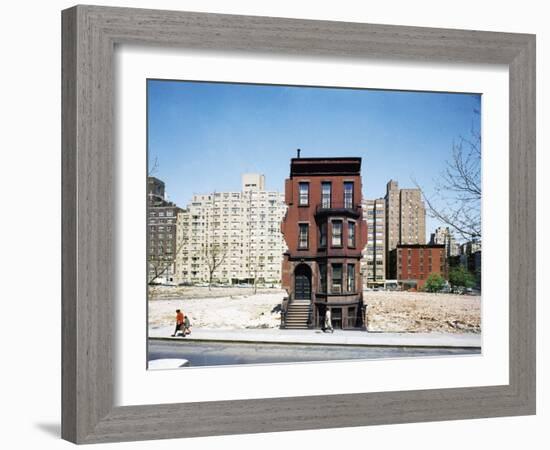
62, 5, 536, 444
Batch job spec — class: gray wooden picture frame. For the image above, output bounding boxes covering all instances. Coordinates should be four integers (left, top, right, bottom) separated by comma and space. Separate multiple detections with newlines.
61, 5, 536, 444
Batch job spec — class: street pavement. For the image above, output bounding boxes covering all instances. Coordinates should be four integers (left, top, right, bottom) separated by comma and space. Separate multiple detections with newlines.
148, 339, 481, 368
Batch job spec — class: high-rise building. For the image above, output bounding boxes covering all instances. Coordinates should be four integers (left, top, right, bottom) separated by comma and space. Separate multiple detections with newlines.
147, 177, 183, 284
147, 176, 165, 205
430, 226, 460, 258
361, 198, 386, 288
241, 173, 266, 191
174, 174, 287, 285
459, 240, 482, 290
460, 239, 482, 256
280, 156, 368, 329
385, 179, 426, 278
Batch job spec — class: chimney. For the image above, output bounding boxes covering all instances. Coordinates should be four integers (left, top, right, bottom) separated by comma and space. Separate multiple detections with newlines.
297, 148, 301, 158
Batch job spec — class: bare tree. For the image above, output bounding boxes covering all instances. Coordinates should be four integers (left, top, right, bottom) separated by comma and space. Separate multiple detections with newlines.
148, 156, 159, 177
250, 257, 265, 294
415, 126, 481, 241
148, 256, 172, 285
148, 234, 187, 285
204, 243, 228, 290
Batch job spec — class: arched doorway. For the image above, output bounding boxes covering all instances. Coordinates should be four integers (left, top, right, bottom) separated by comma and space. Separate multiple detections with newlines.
294, 264, 312, 300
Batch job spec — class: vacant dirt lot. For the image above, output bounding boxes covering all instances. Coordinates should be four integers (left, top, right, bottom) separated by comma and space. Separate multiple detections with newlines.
148, 286, 284, 331
364, 291, 481, 333
148, 286, 481, 333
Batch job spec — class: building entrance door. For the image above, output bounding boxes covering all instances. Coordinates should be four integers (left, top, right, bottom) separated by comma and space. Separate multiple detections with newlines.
331, 307, 342, 329
294, 264, 312, 300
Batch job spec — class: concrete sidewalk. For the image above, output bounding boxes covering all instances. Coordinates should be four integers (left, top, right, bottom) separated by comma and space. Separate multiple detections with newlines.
149, 326, 481, 348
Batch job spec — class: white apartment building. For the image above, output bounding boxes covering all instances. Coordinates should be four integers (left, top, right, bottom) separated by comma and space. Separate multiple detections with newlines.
460, 239, 482, 256
430, 226, 460, 257
361, 198, 386, 288
175, 174, 287, 285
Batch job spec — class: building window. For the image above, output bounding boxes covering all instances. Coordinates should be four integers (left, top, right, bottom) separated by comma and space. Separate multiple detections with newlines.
332, 264, 343, 293
321, 182, 331, 208
347, 264, 355, 292
348, 221, 356, 247
319, 264, 327, 293
332, 221, 342, 247
344, 182, 354, 208
298, 223, 309, 249
298, 182, 309, 206
319, 222, 327, 247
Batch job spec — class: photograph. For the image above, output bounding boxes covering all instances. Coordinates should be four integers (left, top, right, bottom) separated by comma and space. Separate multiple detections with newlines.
146, 79, 483, 369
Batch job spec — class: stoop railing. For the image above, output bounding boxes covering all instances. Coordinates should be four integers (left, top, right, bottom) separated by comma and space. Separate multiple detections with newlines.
280, 296, 289, 328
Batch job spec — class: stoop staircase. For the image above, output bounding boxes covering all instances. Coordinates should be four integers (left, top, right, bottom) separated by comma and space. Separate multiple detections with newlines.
284, 300, 311, 329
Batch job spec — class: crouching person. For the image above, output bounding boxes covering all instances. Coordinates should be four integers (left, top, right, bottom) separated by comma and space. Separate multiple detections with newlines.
171, 309, 185, 337
184, 314, 192, 335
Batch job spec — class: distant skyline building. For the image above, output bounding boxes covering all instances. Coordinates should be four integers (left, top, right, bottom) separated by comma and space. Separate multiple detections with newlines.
241, 173, 266, 191
460, 239, 482, 256
430, 226, 460, 258
459, 239, 482, 290
174, 173, 287, 285
147, 176, 165, 204
384, 179, 426, 278
147, 177, 183, 284
361, 198, 386, 288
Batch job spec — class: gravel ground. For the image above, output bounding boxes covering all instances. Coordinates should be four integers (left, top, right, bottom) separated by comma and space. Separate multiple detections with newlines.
364, 291, 481, 333
148, 286, 481, 333
148, 287, 284, 331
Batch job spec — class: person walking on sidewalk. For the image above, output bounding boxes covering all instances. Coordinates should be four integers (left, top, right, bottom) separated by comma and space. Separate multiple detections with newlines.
171, 309, 185, 337
324, 308, 334, 333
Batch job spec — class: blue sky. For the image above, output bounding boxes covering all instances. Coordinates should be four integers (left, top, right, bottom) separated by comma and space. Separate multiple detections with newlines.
147, 79, 481, 242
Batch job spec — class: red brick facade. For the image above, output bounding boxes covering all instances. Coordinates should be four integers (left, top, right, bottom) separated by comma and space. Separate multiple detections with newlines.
280, 157, 368, 329
389, 244, 447, 290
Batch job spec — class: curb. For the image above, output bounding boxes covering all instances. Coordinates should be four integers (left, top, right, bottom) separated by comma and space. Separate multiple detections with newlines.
148, 336, 481, 350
